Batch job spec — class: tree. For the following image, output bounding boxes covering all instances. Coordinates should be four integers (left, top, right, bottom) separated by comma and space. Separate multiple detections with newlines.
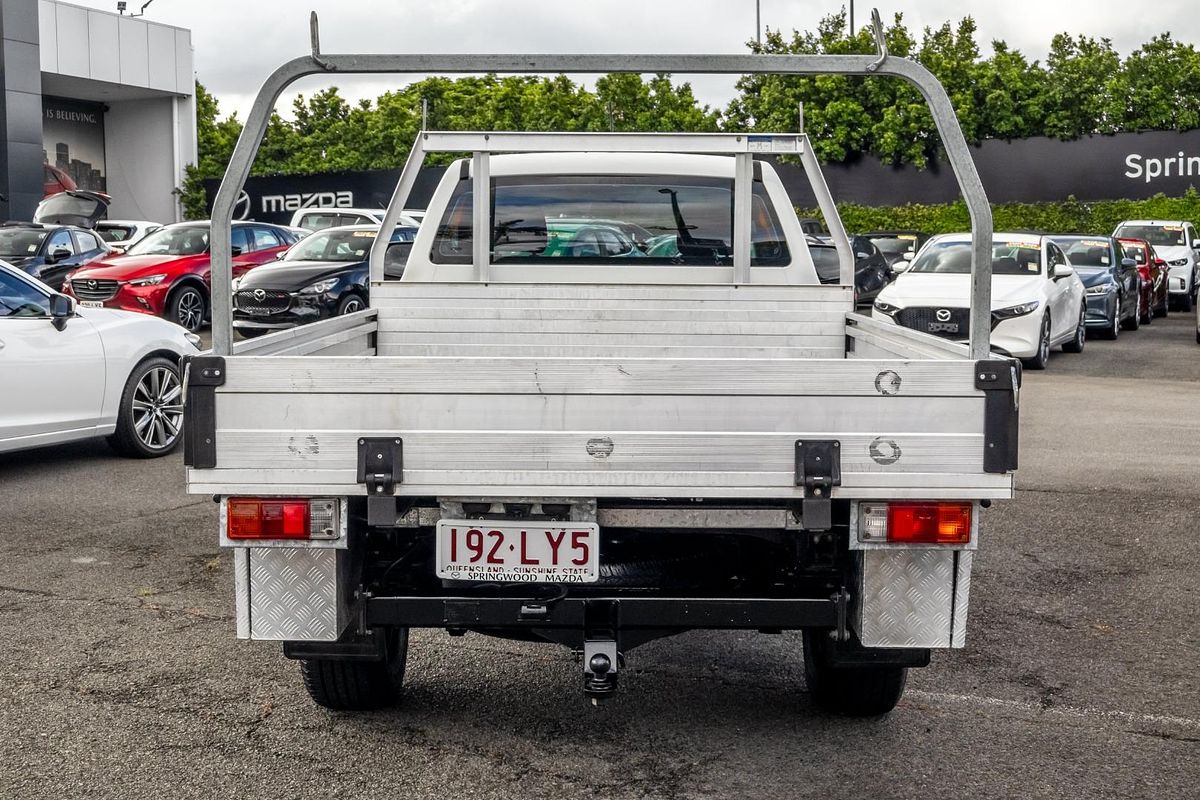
1110, 34, 1200, 132
1043, 34, 1122, 137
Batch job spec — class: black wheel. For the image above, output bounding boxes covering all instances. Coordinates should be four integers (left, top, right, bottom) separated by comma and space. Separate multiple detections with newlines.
106, 356, 184, 458
1101, 298, 1121, 340
1062, 304, 1086, 353
167, 284, 207, 332
336, 293, 366, 315
1155, 288, 1168, 317
1023, 313, 1052, 370
1139, 289, 1153, 325
1180, 289, 1194, 313
300, 629, 408, 711
803, 630, 907, 717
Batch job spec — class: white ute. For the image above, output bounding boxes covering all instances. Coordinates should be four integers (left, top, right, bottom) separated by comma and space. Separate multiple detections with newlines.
184, 15, 1019, 717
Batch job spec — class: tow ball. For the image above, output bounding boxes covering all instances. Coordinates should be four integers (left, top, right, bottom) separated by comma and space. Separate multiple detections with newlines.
582, 640, 619, 704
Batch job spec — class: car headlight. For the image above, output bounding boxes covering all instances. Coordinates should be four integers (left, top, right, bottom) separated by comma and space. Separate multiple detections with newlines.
1168, 258, 1190, 267
128, 273, 167, 287
991, 301, 1040, 320
184, 332, 203, 349
299, 277, 339, 295
1086, 283, 1114, 295
873, 300, 900, 316
230, 276, 243, 292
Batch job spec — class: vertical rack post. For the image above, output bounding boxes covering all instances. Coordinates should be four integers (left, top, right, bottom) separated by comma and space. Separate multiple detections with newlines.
472, 150, 491, 282
732, 151, 753, 284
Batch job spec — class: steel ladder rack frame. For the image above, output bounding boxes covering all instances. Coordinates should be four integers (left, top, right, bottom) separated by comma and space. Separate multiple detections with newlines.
366, 129, 855, 284
208, 8, 994, 358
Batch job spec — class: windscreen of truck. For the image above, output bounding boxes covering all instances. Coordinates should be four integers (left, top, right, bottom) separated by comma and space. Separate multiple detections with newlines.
908, 239, 1042, 275
430, 175, 789, 267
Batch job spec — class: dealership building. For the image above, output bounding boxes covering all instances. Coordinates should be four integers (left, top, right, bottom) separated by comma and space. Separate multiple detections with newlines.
0, 0, 195, 224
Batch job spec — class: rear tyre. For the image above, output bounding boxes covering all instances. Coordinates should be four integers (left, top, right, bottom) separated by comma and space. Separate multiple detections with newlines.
106, 356, 184, 458
803, 630, 907, 717
167, 284, 207, 332
236, 328, 268, 339
1022, 313, 1051, 370
1062, 304, 1086, 353
300, 629, 408, 711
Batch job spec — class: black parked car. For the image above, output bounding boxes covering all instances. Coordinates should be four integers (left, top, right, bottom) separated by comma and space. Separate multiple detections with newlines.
0, 222, 112, 290
862, 230, 930, 267
232, 224, 416, 336
808, 235, 894, 304
1050, 235, 1141, 339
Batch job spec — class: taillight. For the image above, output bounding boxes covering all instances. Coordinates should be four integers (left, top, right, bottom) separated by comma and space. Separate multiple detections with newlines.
226, 498, 338, 540
858, 502, 973, 545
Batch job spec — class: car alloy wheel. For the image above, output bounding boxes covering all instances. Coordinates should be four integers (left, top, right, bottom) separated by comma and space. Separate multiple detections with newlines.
1109, 298, 1121, 339
175, 288, 205, 331
340, 296, 364, 314
1039, 315, 1051, 363
131, 365, 183, 451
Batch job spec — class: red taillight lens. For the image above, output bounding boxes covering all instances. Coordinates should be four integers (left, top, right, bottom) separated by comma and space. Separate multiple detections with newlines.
886, 502, 972, 544
228, 498, 311, 540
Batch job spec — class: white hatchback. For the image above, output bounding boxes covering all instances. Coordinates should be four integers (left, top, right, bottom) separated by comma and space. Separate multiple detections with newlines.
872, 233, 1087, 369
0, 262, 200, 456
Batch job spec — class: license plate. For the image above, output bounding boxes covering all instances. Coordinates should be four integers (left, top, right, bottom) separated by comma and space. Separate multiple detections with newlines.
79, 301, 104, 308
928, 321, 959, 333
435, 520, 599, 583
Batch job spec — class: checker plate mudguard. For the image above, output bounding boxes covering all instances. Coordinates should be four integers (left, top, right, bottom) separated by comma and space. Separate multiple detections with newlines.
856, 549, 973, 648
235, 547, 349, 641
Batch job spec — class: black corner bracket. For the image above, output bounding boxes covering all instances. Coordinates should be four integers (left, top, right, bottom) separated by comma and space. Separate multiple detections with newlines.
182, 355, 226, 469
357, 437, 404, 526
795, 439, 842, 530
975, 359, 1021, 473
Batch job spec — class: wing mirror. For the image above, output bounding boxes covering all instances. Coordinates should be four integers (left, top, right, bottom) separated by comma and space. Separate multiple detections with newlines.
230, 246, 244, 257
1121, 257, 1136, 269
47, 246, 72, 264
1053, 263, 1075, 279
49, 292, 75, 331
891, 260, 910, 273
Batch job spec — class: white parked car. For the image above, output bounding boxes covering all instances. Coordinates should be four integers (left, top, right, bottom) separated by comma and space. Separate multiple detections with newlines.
288, 207, 420, 231
0, 261, 200, 457
873, 232, 1087, 369
95, 220, 163, 253
1111, 220, 1200, 311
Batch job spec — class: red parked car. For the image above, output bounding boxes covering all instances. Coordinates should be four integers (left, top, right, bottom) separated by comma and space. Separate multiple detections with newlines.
1117, 237, 1170, 322
64, 221, 300, 332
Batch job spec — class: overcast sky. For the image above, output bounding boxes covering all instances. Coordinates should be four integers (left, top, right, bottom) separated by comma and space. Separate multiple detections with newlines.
69, 0, 1194, 118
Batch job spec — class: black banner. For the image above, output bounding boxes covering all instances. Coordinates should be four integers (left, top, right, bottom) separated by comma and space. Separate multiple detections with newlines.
205, 128, 1200, 222
43, 96, 107, 194
203, 167, 444, 225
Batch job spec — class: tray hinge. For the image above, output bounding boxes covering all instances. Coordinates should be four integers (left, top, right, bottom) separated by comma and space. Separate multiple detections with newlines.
357, 437, 403, 526
182, 355, 226, 469
794, 439, 841, 530
974, 359, 1021, 473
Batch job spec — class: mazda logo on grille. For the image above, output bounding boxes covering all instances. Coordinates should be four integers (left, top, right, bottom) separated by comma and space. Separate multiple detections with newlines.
87, 280, 97, 289
936, 308, 952, 322
253, 289, 266, 301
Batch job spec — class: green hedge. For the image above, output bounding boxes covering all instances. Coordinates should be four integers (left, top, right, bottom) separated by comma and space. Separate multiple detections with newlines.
801, 188, 1200, 235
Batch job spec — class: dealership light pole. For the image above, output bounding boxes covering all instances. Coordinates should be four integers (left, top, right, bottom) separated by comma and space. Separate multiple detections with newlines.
849, 1, 855, 36
756, 0, 761, 44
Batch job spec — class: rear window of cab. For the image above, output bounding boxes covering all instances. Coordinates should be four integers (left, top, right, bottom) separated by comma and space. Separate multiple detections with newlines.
431, 175, 790, 267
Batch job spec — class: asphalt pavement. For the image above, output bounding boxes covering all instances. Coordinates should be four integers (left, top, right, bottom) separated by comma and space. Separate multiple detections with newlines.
1, 316, 1198, 799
